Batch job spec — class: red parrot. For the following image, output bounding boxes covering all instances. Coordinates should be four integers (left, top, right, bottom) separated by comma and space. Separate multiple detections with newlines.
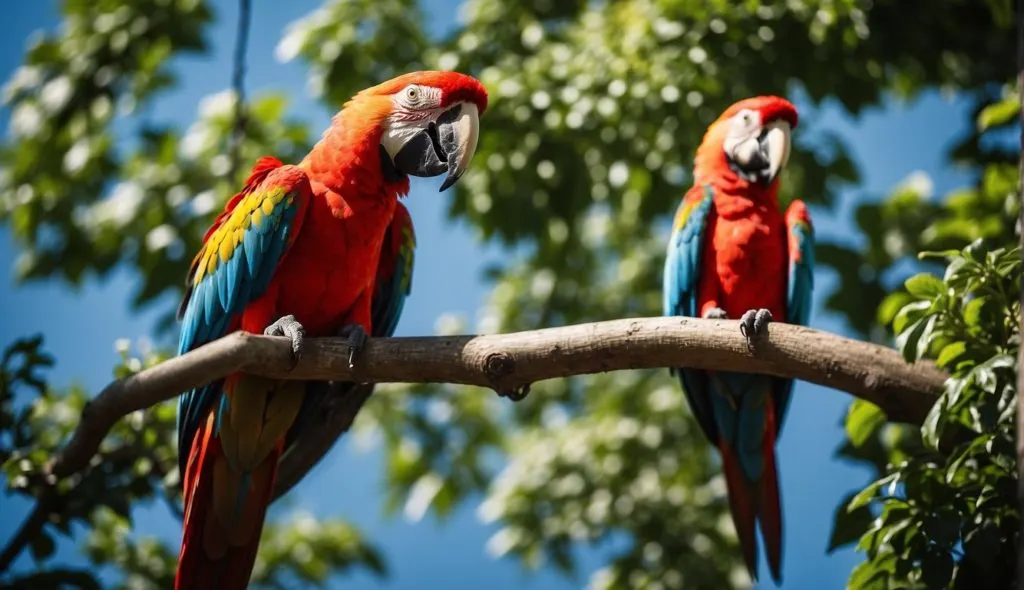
173, 71, 487, 589
662, 96, 815, 584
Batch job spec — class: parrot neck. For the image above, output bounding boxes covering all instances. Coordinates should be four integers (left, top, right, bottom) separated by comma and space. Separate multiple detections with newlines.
698, 168, 781, 208
299, 111, 411, 211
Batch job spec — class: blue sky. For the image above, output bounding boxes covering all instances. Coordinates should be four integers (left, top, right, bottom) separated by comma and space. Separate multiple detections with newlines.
0, 2, 976, 589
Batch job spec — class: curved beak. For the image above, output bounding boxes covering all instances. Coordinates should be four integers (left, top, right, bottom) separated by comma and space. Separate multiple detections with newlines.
392, 102, 481, 192
761, 120, 792, 185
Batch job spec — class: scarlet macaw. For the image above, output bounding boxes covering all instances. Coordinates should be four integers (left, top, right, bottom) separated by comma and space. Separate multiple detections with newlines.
174, 71, 486, 589
662, 96, 814, 584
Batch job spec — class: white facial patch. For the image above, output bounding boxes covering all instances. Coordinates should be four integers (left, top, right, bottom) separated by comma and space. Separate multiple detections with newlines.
380, 85, 446, 158
723, 108, 763, 168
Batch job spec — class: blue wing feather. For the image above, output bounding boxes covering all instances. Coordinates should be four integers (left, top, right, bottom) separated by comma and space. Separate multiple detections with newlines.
772, 208, 815, 432
175, 163, 310, 471
662, 184, 718, 443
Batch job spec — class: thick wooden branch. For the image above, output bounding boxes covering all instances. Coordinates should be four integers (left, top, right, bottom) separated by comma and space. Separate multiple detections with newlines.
45, 317, 944, 486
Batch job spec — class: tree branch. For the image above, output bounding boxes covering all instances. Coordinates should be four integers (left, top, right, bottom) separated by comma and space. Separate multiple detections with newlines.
0, 488, 55, 573
47, 317, 942, 483
0, 317, 946, 572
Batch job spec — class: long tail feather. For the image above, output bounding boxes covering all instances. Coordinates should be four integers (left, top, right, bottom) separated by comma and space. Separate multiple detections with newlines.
719, 440, 759, 580
176, 412, 280, 590
759, 403, 784, 584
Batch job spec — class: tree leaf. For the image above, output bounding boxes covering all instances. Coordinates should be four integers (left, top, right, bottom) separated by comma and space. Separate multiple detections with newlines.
828, 491, 875, 553
921, 394, 947, 450
935, 341, 968, 369
963, 296, 991, 328
895, 315, 936, 363
904, 273, 945, 298
848, 558, 887, 589
848, 474, 899, 512
846, 399, 888, 447
877, 292, 914, 327
915, 315, 939, 360
892, 300, 931, 333
976, 93, 1020, 131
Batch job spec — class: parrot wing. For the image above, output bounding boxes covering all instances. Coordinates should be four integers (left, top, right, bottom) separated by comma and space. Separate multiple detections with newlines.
662, 183, 718, 443
772, 199, 815, 432
369, 201, 417, 339
176, 157, 313, 470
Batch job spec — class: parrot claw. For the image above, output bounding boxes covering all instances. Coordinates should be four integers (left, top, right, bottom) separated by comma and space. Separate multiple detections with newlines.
265, 314, 306, 369
739, 308, 773, 350
702, 307, 729, 320
338, 323, 368, 370
497, 383, 531, 402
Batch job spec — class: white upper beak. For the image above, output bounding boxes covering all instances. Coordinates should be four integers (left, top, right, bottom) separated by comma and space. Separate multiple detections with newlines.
440, 102, 480, 191
763, 120, 792, 184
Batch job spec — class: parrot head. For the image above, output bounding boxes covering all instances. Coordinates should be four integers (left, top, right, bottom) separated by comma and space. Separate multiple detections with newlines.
694, 95, 798, 190
348, 71, 488, 192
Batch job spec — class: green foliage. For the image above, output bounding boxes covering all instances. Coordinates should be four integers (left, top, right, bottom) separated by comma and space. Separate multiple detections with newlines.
0, 0, 1017, 587
833, 242, 1020, 589
0, 0, 211, 287
0, 0, 312, 329
251, 516, 386, 588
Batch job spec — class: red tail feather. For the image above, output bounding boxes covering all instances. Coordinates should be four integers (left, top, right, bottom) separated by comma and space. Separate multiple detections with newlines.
718, 440, 759, 580
175, 413, 279, 590
718, 397, 785, 585
759, 401, 784, 584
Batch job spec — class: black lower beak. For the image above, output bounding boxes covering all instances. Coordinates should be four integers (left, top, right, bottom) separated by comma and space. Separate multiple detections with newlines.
392, 105, 467, 190
727, 130, 773, 185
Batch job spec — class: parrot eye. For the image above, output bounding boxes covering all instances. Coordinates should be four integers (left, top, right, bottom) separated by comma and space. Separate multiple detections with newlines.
404, 86, 421, 103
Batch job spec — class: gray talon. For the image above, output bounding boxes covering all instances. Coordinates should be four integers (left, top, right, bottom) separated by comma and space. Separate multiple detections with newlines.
753, 308, 773, 334
265, 314, 306, 367
338, 324, 368, 370
703, 307, 729, 320
739, 308, 773, 349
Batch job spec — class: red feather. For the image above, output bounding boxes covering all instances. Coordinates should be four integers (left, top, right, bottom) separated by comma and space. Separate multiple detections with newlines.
718, 438, 760, 577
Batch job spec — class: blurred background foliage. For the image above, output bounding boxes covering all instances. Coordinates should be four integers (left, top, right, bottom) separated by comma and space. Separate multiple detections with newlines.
0, 0, 1018, 588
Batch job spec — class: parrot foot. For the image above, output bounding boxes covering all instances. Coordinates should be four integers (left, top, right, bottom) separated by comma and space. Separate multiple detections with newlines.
265, 314, 306, 368
739, 308, 773, 350
497, 383, 531, 402
702, 307, 729, 320
337, 323, 368, 370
